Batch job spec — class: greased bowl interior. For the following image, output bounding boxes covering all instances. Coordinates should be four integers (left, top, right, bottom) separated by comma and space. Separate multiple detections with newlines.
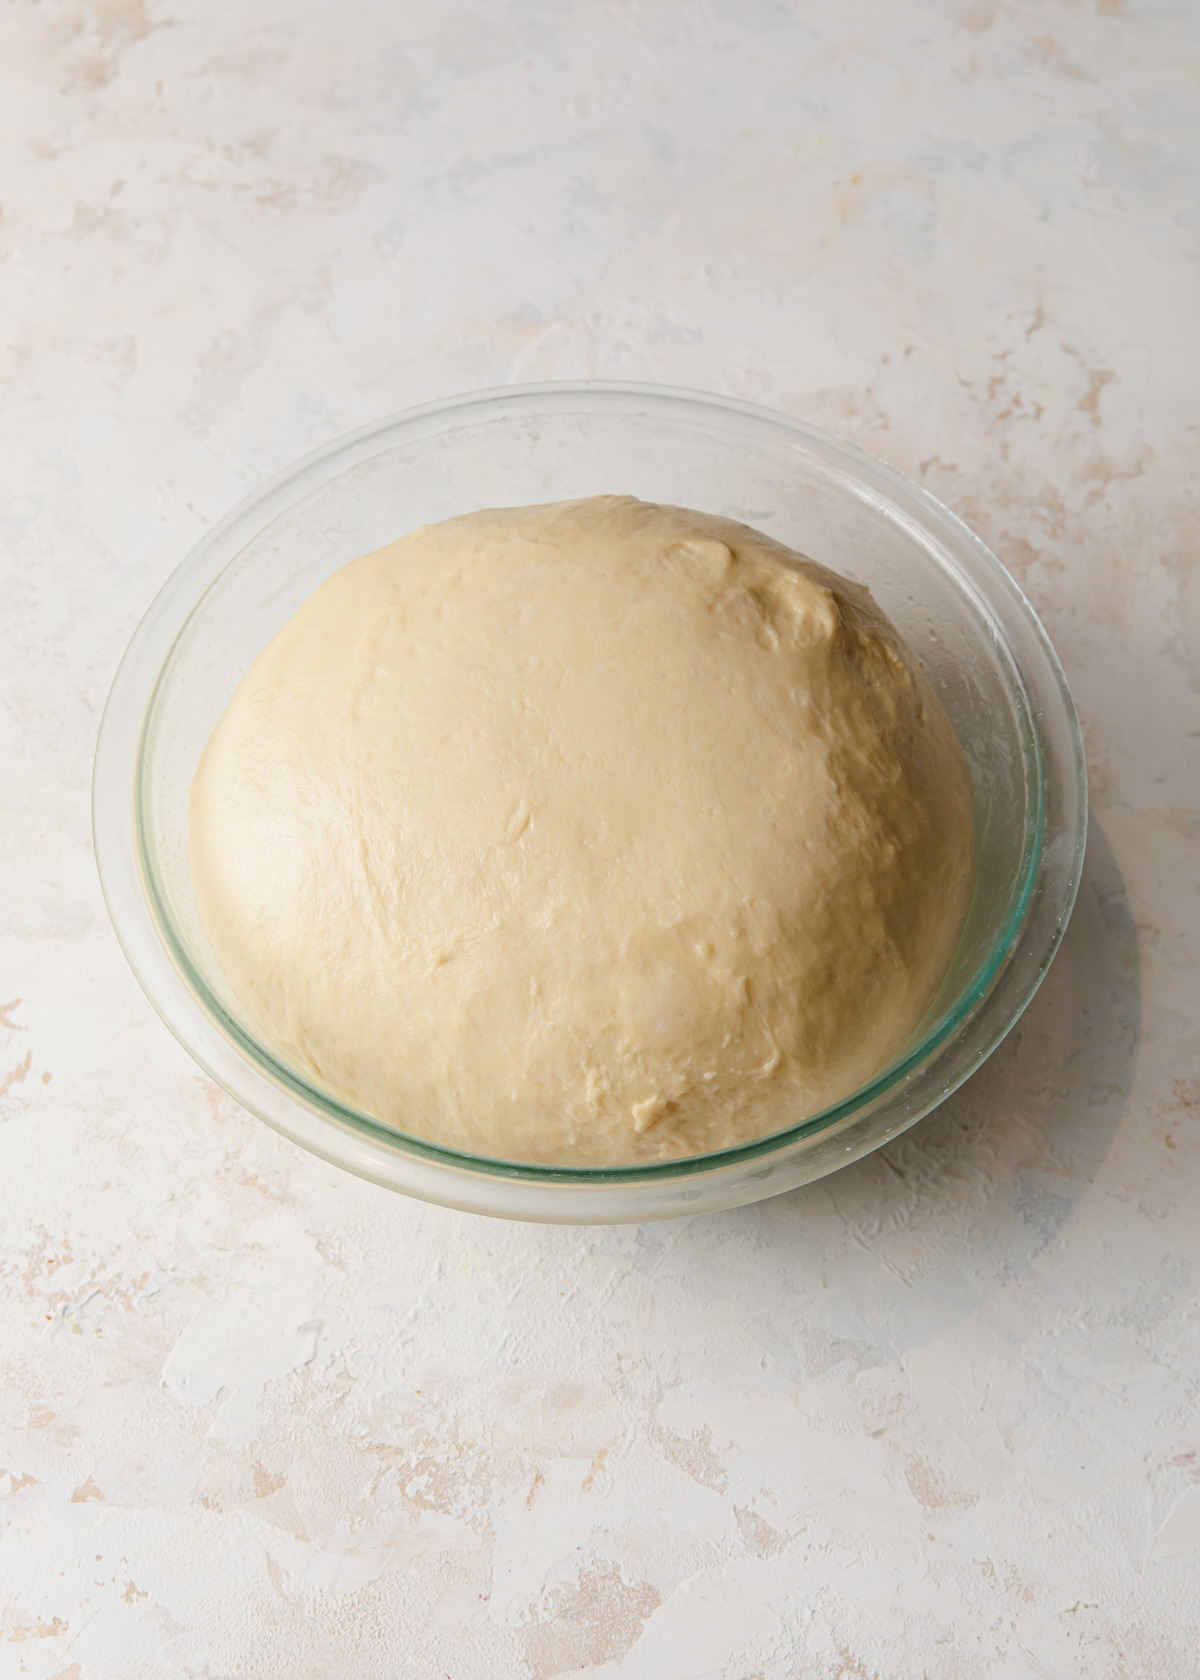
93, 383, 1086, 1223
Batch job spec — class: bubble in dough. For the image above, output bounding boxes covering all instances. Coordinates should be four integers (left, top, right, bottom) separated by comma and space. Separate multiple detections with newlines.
189, 495, 976, 1166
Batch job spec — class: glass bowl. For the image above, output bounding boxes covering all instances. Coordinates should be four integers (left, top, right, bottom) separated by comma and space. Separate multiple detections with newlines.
93, 383, 1086, 1223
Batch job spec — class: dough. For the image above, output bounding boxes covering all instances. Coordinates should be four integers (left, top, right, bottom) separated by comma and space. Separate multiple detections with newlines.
189, 496, 975, 1166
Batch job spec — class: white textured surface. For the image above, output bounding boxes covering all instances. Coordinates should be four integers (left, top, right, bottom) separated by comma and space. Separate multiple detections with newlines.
1, 1, 1198, 1675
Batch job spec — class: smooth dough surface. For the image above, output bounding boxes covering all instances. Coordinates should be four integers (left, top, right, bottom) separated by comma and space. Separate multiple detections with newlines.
189, 496, 976, 1165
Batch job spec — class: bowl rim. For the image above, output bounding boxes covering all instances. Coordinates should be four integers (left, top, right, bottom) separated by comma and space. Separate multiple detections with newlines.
95, 379, 1087, 1190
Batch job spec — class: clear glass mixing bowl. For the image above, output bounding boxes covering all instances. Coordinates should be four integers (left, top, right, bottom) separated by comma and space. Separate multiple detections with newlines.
92, 383, 1086, 1223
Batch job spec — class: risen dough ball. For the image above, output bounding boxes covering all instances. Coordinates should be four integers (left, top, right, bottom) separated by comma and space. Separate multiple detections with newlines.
189, 496, 975, 1165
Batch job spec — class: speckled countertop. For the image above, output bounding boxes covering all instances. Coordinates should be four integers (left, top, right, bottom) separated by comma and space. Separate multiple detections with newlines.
2, 2, 1198, 1676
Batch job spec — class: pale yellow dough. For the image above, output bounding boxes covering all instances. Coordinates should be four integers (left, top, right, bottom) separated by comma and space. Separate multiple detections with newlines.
189, 496, 975, 1165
